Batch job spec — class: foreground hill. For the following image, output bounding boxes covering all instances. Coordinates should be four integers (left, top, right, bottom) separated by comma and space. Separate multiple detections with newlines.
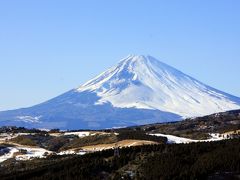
1, 55, 240, 129
139, 109, 240, 139
0, 139, 239, 180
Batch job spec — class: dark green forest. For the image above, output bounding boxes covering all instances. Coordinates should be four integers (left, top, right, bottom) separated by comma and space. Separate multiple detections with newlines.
0, 139, 239, 180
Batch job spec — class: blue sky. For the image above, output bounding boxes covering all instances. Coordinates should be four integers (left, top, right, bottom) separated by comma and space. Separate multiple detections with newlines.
0, 0, 239, 110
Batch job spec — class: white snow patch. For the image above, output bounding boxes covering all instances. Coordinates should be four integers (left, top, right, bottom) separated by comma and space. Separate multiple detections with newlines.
0, 133, 36, 141
0, 147, 19, 163
64, 131, 91, 137
0, 146, 51, 163
149, 133, 227, 144
15, 147, 51, 161
16, 116, 42, 123
58, 150, 86, 156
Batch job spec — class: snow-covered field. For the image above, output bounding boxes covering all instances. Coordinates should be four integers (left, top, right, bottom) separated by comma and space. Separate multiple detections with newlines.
64, 131, 91, 137
0, 145, 89, 163
149, 133, 227, 144
0, 131, 104, 163
0, 146, 51, 163
58, 150, 86, 156
0, 133, 36, 142
50, 131, 110, 138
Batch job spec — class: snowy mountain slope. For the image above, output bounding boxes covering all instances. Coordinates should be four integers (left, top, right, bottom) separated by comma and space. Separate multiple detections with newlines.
0, 90, 180, 129
77, 55, 240, 117
0, 55, 240, 129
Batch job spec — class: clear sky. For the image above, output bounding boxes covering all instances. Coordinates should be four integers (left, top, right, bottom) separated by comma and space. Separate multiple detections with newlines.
0, 0, 239, 111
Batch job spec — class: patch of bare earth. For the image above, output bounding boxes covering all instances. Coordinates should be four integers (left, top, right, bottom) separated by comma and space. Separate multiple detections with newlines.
80, 139, 157, 152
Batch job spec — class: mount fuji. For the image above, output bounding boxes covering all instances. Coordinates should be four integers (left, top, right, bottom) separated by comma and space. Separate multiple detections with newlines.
1, 55, 240, 129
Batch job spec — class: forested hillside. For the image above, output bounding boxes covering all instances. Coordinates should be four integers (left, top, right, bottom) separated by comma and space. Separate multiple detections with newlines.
0, 139, 239, 180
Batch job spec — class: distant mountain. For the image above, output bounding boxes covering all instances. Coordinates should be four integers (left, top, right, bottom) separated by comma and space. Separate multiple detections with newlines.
1, 55, 240, 129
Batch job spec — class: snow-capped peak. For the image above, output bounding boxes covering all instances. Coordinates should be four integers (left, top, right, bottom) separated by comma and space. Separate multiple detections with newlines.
76, 55, 240, 117
77, 54, 184, 93
1, 54, 240, 130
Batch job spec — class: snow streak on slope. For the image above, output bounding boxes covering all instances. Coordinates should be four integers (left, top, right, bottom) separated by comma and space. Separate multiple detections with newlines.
77, 55, 240, 117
